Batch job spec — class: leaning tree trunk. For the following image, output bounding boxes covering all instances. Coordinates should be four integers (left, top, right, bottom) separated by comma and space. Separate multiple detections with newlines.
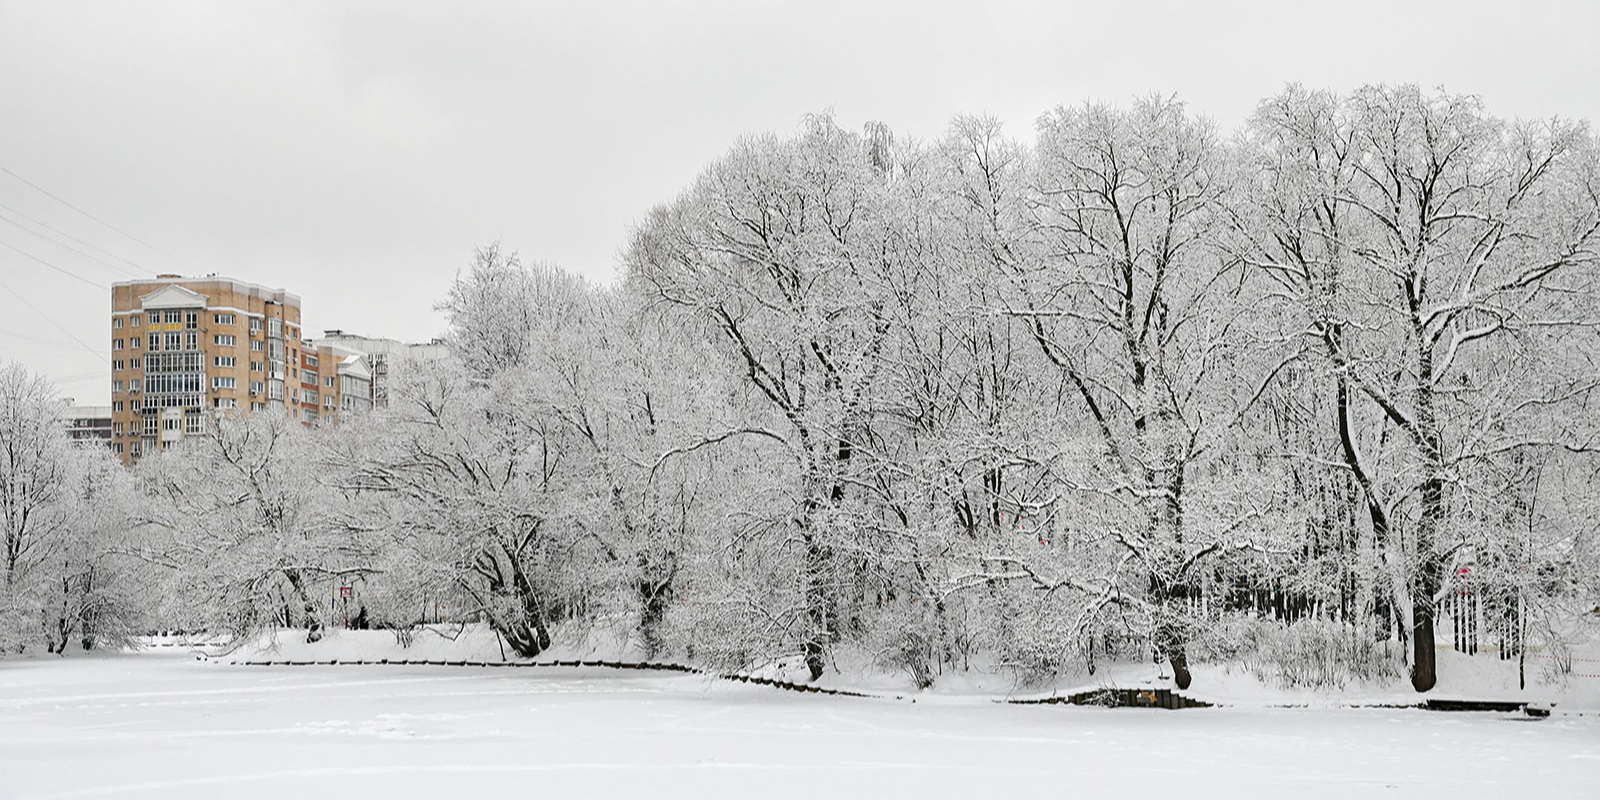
282, 568, 324, 644
498, 559, 552, 658
1151, 576, 1194, 690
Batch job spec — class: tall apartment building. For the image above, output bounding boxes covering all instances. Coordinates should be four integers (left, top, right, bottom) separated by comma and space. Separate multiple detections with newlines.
110, 275, 307, 464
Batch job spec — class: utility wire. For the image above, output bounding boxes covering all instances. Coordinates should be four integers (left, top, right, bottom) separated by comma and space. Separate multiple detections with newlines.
0, 202, 146, 279
52, 369, 106, 383
0, 275, 108, 364
0, 238, 105, 290
0, 164, 186, 268
0, 327, 98, 350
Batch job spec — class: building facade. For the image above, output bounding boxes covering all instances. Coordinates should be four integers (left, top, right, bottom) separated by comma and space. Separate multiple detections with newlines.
293, 341, 374, 424
110, 275, 307, 464
315, 330, 446, 408
66, 405, 112, 446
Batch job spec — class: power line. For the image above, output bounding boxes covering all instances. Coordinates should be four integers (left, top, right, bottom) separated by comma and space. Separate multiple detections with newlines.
52, 369, 106, 383
0, 212, 143, 281
0, 327, 97, 351
0, 202, 146, 279
0, 275, 108, 364
0, 164, 186, 268
0, 237, 105, 290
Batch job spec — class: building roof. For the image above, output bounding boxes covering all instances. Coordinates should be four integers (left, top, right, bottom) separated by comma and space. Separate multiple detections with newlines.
112, 275, 302, 307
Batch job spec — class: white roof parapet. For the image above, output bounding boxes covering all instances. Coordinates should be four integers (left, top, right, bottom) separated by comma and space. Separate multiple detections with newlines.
113, 276, 302, 308
138, 283, 208, 310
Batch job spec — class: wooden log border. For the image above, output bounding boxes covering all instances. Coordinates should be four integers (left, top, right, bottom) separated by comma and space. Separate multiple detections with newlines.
212, 658, 1548, 715
221, 657, 880, 699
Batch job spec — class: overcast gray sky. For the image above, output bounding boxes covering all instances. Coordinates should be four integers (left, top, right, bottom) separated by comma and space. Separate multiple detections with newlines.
2, 0, 1597, 404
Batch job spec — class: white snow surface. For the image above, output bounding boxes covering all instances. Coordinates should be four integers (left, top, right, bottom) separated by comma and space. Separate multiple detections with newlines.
3, 648, 1598, 799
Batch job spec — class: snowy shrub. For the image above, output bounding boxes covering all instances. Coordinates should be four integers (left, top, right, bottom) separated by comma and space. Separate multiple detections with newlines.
860, 599, 947, 689
1246, 620, 1401, 690
1188, 613, 1259, 664
987, 589, 1121, 685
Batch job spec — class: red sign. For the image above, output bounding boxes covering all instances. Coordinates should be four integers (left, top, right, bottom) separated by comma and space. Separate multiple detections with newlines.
338, 586, 353, 598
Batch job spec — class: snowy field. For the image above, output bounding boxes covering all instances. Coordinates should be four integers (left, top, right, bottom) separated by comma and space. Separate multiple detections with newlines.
3, 652, 1598, 799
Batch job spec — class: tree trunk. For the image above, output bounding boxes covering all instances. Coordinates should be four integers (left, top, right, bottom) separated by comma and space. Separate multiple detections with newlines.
803, 534, 829, 682
282, 569, 324, 644
497, 558, 553, 658
1410, 473, 1446, 692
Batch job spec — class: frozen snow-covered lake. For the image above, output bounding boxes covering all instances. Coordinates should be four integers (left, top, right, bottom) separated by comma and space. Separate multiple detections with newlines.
2, 653, 1596, 799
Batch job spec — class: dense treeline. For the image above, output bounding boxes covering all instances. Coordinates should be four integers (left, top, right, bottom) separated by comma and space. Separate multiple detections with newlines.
3, 86, 1597, 693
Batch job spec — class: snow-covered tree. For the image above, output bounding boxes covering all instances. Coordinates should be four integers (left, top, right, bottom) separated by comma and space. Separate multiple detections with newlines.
1235, 84, 1600, 690
1, 361, 147, 654
135, 410, 381, 643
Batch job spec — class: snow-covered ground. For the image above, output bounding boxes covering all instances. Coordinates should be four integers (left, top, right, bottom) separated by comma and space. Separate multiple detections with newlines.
2, 650, 1597, 799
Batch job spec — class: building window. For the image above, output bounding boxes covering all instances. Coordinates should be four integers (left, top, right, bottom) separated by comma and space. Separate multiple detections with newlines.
324, 375, 334, 387
214, 356, 236, 368
114, 339, 124, 351
147, 335, 160, 353
268, 318, 282, 338
129, 441, 140, 456
114, 317, 124, 329
214, 397, 237, 410
214, 334, 236, 347
251, 402, 265, 411
142, 416, 158, 436
113, 360, 124, 371
162, 417, 180, 432
212, 377, 236, 390
163, 310, 179, 325
113, 422, 123, 436
185, 310, 198, 329
250, 361, 262, 372
251, 340, 263, 352
130, 358, 141, 369
250, 381, 263, 394
214, 313, 236, 326
130, 337, 141, 349
249, 318, 262, 333
129, 379, 141, 392
130, 314, 141, 327
113, 380, 124, 392
113, 401, 123, 413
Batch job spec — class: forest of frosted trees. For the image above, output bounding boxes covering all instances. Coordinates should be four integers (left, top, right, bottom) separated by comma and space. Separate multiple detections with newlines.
4, 85, 1599, 694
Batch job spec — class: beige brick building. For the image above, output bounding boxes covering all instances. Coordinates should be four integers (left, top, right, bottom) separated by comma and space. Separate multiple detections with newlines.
110, 275, 307, 464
